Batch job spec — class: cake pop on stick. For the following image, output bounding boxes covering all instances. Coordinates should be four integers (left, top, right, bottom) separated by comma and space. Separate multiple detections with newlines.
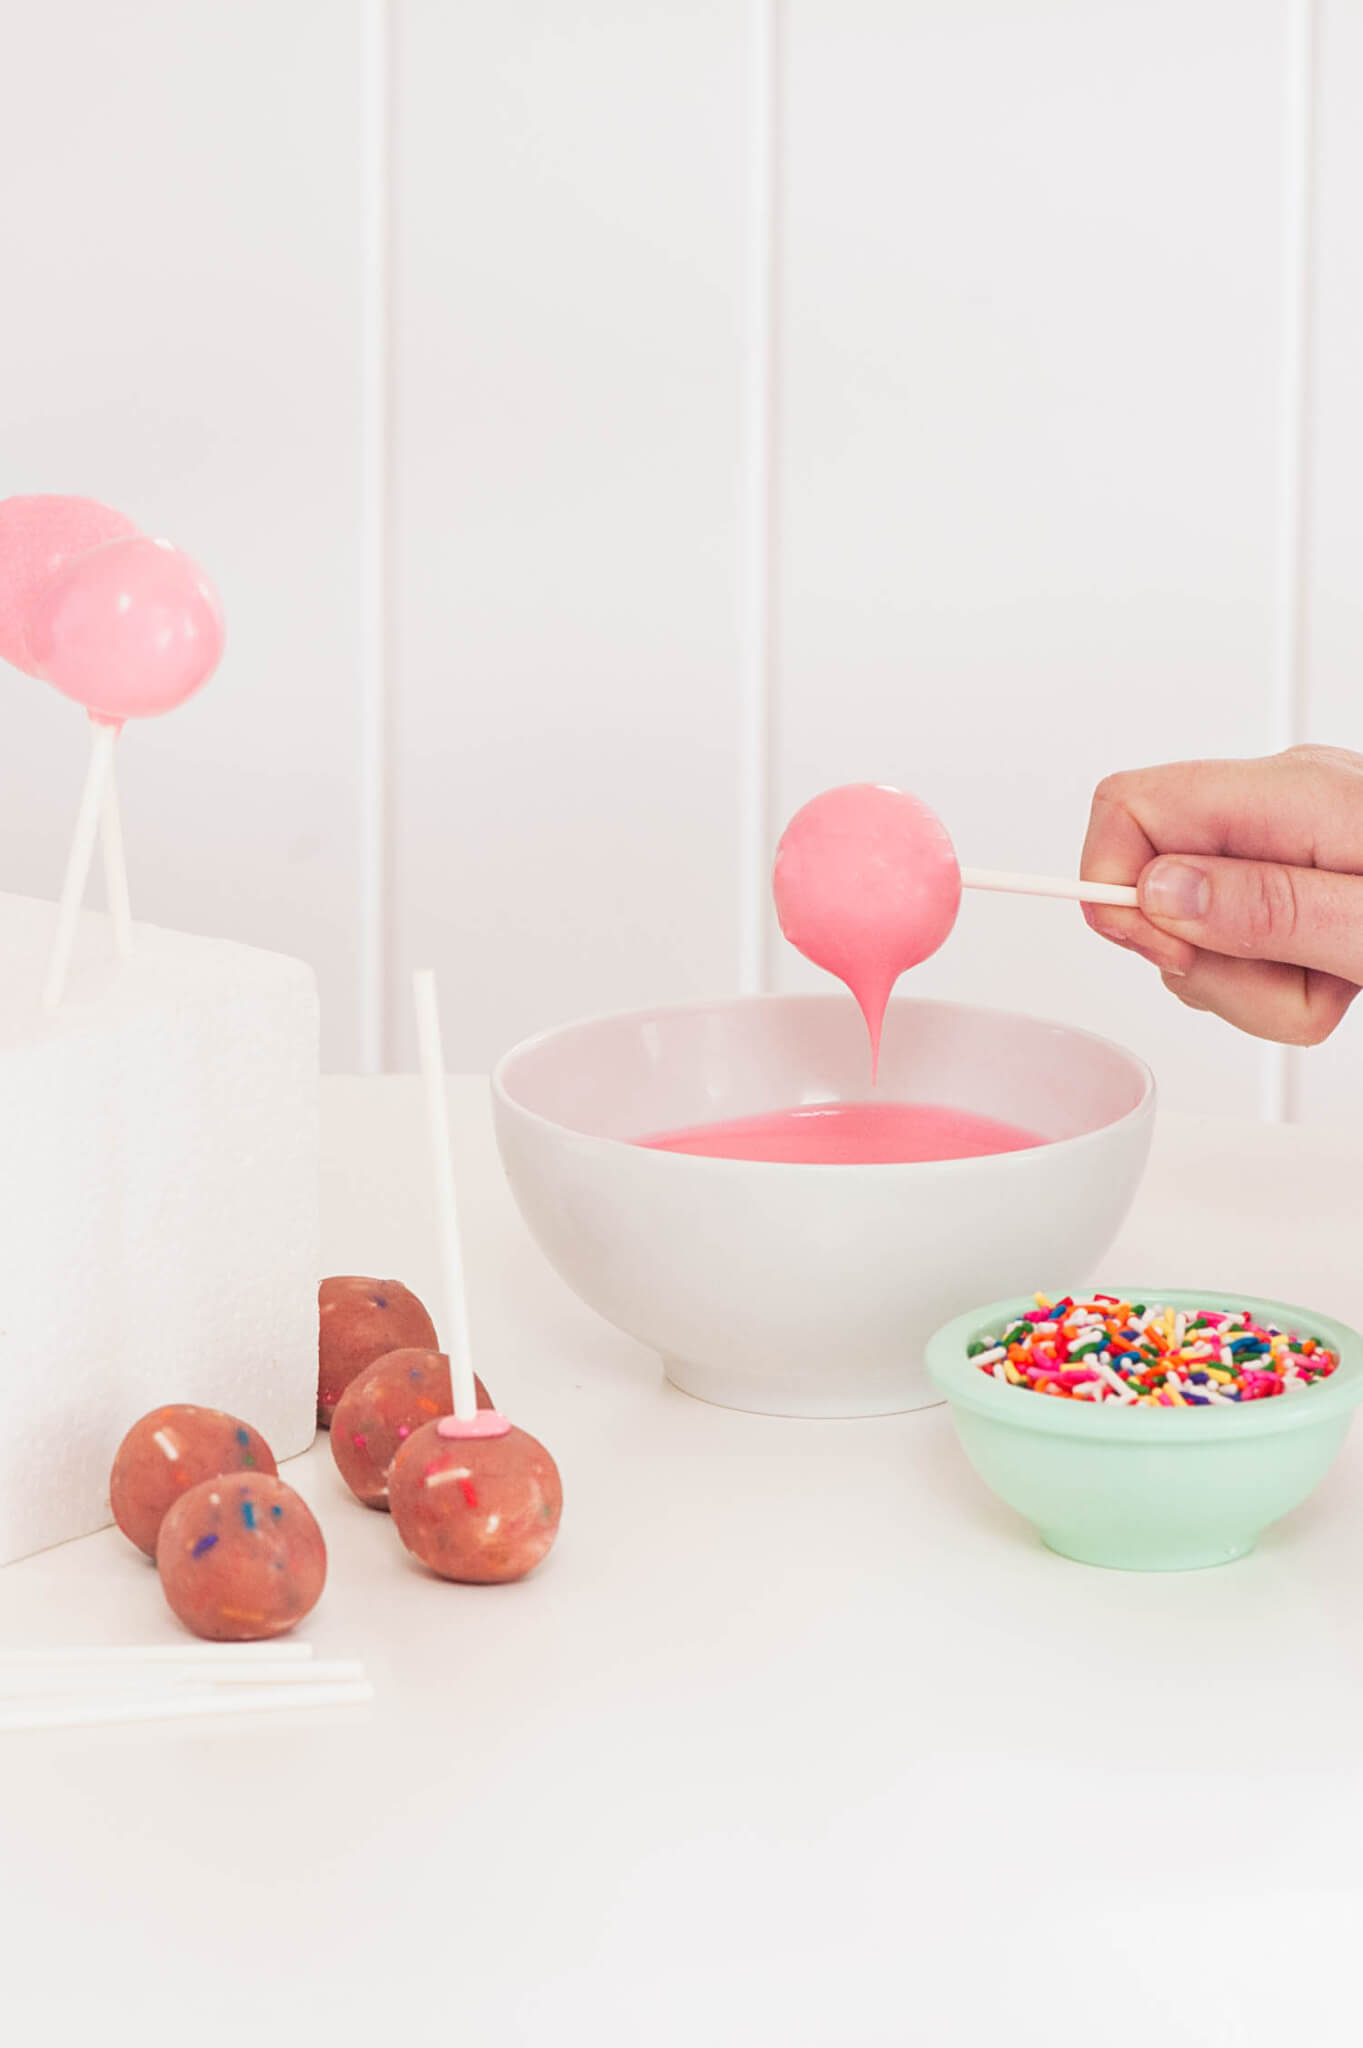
0, 495, 138, 675
28, 535, 224, 1011
0, 494, 140, 954
387, 972, 562, 1583
773, 783, 1139, 1072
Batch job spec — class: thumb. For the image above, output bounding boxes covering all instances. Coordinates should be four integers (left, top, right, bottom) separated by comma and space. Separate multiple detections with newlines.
1139, 854, 1363, 980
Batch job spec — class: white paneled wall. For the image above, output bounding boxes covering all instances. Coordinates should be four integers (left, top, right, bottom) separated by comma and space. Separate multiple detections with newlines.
387, 0, 747, 1071
774, 0, 1285, 1120
0, 2, 1358, 1117
0, 1, 370, 1072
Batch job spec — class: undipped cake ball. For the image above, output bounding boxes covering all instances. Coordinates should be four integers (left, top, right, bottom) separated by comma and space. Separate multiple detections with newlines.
317, 1275, 437, 1427
388, 1417, 562, 1584
110, 1404, 278, 1557
330, 1348, 494, 1509
156, 1473, 326, 1641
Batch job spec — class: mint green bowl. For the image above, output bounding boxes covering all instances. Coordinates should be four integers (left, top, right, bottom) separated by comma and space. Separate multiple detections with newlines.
927, 1289, 1363, 1571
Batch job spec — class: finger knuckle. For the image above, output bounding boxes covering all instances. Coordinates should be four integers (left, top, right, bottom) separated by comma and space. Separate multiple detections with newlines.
1091, 772, 1134, 812
1283, 742, 1363, 776
1241, 863, 1301, 952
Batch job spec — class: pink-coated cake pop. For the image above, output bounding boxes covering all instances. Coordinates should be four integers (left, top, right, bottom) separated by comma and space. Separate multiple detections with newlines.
388, 1413, 562, 1584
156, 1473, 326, 1641
330, 1348, 494, 1509
109, 1404, 278, 1558
0, 494, 138, 674
772, 783, 962, 1071
27, 534, 224, 724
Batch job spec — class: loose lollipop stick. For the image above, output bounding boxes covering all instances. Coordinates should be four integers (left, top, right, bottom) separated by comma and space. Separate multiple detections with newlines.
0, 1659, 365, 1697
412, 969, 480, 1422
42, 720, 119, 1012
0, 1643, 314, 1668
0, 1677, 374, 1735
960, 867, 1139, 909
99, 744, 133, 960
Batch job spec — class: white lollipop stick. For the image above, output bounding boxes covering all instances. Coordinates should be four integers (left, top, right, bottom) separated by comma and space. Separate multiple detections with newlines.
0, 1677, 373, 1735
960, 866, 1139, 909
42, 720, 119, 1011
99, 746, 133, 959
413, 968, 479, 1421
0, 1659, 365, 1698
0, 1642, 313, 1667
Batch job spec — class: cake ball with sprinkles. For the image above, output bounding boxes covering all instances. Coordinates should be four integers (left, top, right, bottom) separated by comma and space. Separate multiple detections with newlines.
388, 1413, 562, 1584
156, 1473, 326, 1640
317, 1276, 438, 1427
330, 1347, 495, 1510
971, 1293, 1341, 1405
110, 1403, 277, 1556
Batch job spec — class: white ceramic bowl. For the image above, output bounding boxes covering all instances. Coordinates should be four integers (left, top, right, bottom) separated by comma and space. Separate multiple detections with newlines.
492, 995, 1155, 1418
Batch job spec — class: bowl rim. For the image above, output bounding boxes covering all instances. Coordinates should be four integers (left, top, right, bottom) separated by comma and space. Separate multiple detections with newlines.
927, 1287, 1363, 1440
491, 992, 1156, 1172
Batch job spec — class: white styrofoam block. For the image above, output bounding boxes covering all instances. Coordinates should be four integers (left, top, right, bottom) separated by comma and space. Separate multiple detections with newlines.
0, 892, 320, 1565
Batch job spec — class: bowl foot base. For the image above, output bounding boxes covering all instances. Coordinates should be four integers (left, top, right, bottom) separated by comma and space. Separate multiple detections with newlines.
660, 1355, 944, 1420
1039, 1529, 1257, 1573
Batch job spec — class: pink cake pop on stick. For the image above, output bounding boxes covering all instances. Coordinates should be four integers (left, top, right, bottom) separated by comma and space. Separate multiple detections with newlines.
0, 495, 140, 958
386, 971, 562, 1584
0, 495, 138, 675
773, 783, 1140, 1073
27, 535, 224, 1011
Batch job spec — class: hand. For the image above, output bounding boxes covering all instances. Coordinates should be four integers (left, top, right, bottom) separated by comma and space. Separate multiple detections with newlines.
1079, 745, 1363, 1046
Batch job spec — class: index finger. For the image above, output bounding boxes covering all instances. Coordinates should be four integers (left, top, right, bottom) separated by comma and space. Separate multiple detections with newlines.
1083, 749, 1363, 876
1079, 766, 1197, 969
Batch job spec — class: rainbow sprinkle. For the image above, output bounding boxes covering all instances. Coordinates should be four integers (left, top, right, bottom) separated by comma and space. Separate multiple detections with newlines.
970, 1294, 1340, 1405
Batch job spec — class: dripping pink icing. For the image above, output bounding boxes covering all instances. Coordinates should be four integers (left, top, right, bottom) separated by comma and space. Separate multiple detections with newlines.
772, 784, 961, 1075
639, 1100, 1042, 1165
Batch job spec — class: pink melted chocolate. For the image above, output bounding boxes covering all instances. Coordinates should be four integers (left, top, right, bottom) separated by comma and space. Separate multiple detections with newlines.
772, 783, 961, 1076
640, 1100, 1042, 1165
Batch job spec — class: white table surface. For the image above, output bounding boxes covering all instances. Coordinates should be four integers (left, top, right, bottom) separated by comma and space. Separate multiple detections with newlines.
5, 1082, 1363, 2047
